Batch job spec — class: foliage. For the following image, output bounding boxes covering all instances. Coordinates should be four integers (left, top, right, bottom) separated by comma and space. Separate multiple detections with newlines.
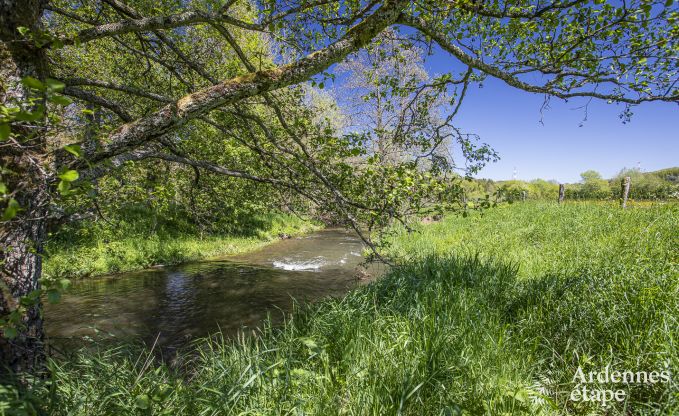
0, 76, 73, 221
495, 180, 530, 202
611, 168, 679, 200
463, 168, 677, 203
4, 202, 676, 414
528, 179, 560, 200
565, 170, 612, 200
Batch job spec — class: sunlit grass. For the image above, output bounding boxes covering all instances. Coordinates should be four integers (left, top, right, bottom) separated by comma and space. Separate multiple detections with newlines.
43, 211, 319, 279
5, 201, 677, 415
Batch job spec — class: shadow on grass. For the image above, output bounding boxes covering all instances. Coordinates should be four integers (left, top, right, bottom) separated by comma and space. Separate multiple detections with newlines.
3, 253, 676, 415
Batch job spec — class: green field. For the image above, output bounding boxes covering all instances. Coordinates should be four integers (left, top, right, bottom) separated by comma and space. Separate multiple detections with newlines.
7, 201, 678, 415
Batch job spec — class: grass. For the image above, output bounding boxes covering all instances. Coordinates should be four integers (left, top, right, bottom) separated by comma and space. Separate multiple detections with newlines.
4, 201, 678, 415
43, 209, 320, 280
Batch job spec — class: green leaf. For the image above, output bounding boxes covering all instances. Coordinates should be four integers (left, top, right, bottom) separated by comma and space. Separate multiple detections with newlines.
134, 394, 150, 410
2, 198, 20, 221
59, 279, 71, 290
57, 180, 71, 194
59, 170, 79, 182
47, 289, 61, 304
3, 327, 17, 339
21, 76, 44, 91
49, 94, 72, 106
0, 182, 6, 195
64, 144, 83, 157
0, 123, 9, 141
45, 78, 66, 92
50, 39, 64, 49
14, 105, 44, 121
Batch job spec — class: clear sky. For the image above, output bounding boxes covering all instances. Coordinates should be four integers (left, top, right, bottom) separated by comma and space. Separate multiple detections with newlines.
422, 59, 678, 183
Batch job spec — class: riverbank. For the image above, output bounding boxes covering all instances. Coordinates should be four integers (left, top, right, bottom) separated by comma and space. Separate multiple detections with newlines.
43, 211, 320, 280
8, 202, 678, 414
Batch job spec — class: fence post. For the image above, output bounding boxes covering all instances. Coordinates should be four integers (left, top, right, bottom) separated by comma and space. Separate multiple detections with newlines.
558, 184, 565, 204
620, 176, 631, 208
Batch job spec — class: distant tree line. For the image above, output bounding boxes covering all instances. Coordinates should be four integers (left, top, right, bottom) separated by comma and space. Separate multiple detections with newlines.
460, 167, 679, 203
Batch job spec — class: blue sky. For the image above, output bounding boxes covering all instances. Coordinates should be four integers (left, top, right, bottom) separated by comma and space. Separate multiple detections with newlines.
450, 78, 678, 183
418, 44, 678, 183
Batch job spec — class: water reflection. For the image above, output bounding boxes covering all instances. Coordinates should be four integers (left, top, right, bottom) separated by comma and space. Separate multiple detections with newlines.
45, 229, 373, 351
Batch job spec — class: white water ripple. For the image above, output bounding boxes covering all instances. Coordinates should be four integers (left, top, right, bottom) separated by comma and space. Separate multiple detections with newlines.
272, 256, 327, 271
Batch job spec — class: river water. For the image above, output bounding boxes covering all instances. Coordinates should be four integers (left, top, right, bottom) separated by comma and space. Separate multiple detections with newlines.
44, 229, 378, 352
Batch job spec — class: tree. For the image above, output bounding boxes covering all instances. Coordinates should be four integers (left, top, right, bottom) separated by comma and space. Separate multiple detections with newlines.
579, 170, 611, 199
337, 28, 497, 175
529, 179, 559, 200
338, 29, 438, 165
1, 0, 677, 374
496, 180, 530, 202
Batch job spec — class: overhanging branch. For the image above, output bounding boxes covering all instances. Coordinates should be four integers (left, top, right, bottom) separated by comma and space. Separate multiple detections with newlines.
57, 0, 335, 46
397, 14, 678, 105
77, 0, 407, 165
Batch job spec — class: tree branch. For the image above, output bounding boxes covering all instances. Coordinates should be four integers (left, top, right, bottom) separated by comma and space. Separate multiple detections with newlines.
62, 86, 133, 121
398, 14, 678, 105
62, 78, 172, 102
101, 0, 219, 85
58, 0, 335, 46
78, 0, 407, 165
451, 0, 587, 19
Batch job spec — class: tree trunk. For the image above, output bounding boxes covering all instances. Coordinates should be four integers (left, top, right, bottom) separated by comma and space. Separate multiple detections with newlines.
0, 0, 49, 376
620, 176, 631, 209
0, 195, 48, 375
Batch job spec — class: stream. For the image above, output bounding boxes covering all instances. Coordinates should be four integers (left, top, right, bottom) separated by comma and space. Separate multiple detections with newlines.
44, 229, 380, 353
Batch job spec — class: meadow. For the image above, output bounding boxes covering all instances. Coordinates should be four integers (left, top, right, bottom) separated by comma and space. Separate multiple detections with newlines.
5, 201, 677, 415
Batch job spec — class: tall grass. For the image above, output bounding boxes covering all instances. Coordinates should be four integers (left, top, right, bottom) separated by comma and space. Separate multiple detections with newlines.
43, 210, 319, 279
5, 201, 677, 415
